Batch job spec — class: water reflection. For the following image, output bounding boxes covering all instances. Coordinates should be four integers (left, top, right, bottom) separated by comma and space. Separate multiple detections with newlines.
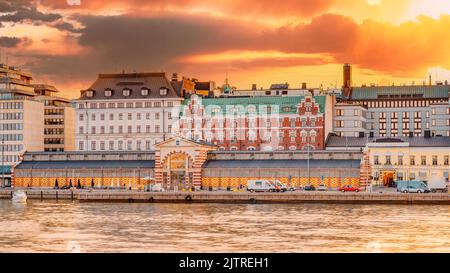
0, 200, 449, 253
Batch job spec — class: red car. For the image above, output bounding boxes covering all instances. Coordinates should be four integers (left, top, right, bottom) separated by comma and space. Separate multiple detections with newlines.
339, 185, 361, 192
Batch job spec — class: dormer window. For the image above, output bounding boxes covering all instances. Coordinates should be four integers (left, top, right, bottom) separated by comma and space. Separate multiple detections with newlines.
105, 89, 112, 97
141, 88, 150, 96
123, 88, 131, 97
86, 90, 94, 97
160, 87, 168, 96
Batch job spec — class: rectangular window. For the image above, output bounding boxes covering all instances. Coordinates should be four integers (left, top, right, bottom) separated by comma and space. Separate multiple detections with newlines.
432, 155, 438, 166
79, 141, 84, 151
444, 156, 449, 165
421, 156, 426, 166
410, 156, 415, 166
385, 155, 391, 165
109, 141, 114, 150
398, 155, 403, 166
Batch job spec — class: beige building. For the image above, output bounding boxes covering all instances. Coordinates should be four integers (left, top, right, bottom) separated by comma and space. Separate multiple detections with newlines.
0, 64, 44, 186
326, 135, 450, 185
366, 138, 450, 185
34, 84, 75, 152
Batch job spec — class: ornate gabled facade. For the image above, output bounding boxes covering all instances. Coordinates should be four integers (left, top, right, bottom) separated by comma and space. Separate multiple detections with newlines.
177, 95, 326, 151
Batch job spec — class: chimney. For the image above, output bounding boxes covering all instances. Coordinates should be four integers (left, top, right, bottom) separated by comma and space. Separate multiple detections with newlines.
429, 74, 432, 86
343, 64, 352, 98
252, 84, 257, 90
343, 64, 352, 88
301, 82, 307, 89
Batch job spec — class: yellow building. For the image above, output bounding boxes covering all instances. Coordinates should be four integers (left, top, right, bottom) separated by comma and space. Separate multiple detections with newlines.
366, 137, 450, 186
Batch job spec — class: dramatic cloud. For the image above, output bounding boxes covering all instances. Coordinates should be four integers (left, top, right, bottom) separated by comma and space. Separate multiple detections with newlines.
0, 0, 78, 32
4, 0, 450, 96
0, 36, 32, 48
40, 0, 338, 17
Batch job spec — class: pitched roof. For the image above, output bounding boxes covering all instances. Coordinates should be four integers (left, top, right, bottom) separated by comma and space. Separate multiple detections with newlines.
15, 160, 155, 170
203, 159, 361, 168
349, 85, 449, 100
326, 136, 450, 148
181, 95, 326, 114
78, 72, 181, 100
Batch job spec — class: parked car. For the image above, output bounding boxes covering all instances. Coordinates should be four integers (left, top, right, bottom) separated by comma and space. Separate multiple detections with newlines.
396, 180, 428, 192
317, 184, 328, 191
400, 185, 430, 193
303, 185, 316, 191
60, 185, 71, 190
339, 185, 361, 192
288, 187, 297, 192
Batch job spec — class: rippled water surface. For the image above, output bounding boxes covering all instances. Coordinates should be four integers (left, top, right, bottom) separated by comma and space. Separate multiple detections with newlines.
0, 200, 449, 252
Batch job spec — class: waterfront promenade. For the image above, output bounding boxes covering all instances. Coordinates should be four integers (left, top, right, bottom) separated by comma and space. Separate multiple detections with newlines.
0, 189, 449, 204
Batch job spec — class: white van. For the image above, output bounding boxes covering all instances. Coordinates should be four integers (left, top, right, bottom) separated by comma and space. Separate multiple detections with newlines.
247, 180, 287, 192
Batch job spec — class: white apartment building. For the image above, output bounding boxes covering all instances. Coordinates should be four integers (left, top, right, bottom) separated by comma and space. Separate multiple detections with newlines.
73, 72, 183, 152
0, 64, 44, 186
335, 85, 450, 137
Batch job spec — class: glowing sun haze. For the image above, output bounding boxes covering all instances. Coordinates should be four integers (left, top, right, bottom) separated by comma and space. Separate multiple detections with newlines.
1, 0, 450, 98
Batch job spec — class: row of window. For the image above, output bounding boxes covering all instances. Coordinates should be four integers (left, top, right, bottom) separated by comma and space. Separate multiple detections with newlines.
0, 155, 19, 163
0, 123, 23, 130
0, 134, 23, 141
78, 140, 159, 151
0, 144, 23, 152
0, 102, 23, 109
79, 125, 171, 134
373, 155, 449, 166
0, 112, 23, 120
360, 99, 447, 108
78, 101, 175, 109
45, 128, 64, 135
44, 109, 65, 115
85, 87, 168, 98
44, 119, 64, 125
79, 112, 172, 122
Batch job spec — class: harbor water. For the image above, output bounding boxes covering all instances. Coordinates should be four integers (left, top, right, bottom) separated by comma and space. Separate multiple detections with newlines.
0, 200, 449, 252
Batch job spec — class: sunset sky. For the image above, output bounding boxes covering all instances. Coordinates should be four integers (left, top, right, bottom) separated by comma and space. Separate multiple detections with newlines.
2, 0, 450, 98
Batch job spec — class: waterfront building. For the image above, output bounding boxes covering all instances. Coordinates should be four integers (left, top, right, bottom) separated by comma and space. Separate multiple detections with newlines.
326, 135, 450, 185
73, 72, 183, 152
335, 65, 450, 137
34, 84, 75, 152
0, 64, 44, 186
177, 94, 330, 151
13, 137, 362, 190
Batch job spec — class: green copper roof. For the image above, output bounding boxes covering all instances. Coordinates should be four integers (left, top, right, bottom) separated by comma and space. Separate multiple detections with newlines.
351, 85, 450, 100
180, 96, 325, 115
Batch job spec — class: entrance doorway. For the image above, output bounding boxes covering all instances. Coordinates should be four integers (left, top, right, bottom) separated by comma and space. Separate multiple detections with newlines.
382, 171, 396, 187
163, 153, 193, 191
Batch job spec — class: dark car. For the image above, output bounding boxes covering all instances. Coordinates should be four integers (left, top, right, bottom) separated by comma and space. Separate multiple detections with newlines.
303, 185, 316, 191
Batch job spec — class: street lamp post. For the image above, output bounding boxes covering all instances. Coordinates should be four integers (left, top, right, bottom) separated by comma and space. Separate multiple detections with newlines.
1, 137, 4, 188
307, 144, 311, 185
